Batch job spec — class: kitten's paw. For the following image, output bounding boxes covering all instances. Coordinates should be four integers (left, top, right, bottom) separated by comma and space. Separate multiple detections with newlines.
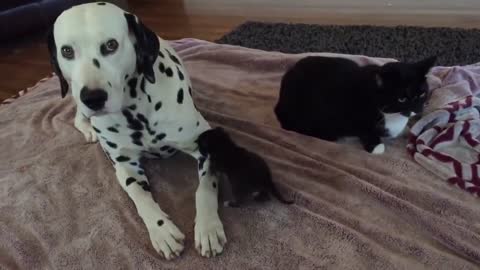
371, 143, 385, 154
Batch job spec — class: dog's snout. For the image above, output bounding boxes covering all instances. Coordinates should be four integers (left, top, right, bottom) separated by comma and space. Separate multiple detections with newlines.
80, 87, 108, 111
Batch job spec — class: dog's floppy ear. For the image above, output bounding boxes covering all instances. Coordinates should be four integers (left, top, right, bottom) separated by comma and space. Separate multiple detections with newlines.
124, 12, 159, 84
47, 27, 69, 98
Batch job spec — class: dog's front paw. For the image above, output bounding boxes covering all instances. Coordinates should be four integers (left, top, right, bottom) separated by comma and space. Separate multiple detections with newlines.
147, 218, 185, 260
74, 117, 98, 143
194, 214, 227, 257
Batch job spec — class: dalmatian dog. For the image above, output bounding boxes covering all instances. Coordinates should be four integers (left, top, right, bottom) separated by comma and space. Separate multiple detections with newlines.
47, 2, 226, 259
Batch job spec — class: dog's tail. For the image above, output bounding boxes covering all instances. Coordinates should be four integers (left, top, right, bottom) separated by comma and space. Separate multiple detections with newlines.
270, 182, 294, 204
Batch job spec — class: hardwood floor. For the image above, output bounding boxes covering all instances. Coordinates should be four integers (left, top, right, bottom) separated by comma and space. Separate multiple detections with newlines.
1, 0, 480, 101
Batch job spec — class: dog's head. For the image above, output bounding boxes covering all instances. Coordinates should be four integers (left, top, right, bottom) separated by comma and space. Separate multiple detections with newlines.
47, 2, 159, 117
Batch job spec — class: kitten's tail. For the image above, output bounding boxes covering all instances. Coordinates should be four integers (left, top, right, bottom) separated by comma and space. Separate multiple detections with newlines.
270, 182, 294, 204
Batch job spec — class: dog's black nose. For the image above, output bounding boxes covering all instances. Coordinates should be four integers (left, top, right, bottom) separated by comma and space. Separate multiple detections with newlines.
80, 87, 108, 111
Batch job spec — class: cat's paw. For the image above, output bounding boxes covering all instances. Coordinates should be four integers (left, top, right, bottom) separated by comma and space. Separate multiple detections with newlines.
371, 143, 385, 154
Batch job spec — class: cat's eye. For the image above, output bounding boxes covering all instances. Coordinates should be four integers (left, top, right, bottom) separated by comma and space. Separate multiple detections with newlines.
101, 39, 118, 55
61, 45, 74, 59
398, 97, 407, 103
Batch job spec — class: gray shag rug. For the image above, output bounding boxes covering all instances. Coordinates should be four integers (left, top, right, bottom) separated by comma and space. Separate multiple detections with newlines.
217, 22, 480, 66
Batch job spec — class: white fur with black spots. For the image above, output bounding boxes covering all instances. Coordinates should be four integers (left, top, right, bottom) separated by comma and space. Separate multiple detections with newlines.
48, 2, 226, 260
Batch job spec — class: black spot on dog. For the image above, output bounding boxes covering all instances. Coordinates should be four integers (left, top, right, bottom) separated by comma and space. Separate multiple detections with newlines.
167, 148, 176, 154
159, 62, 165, 73
177, 88, 184, 104
130, 162, 138, 166
122, 109, 144, 131
198, 156, 206, 170
128, 77, 138, 98
157, 219, 164, 226
147, 95, 152, 103
160, 145, 170, 151
137, 113, 148, 123
138, 170, 145, 175
140, 77, 146, 93
137, 181, 150, 192
178, 127, 183, 132
177, 67, 184, 80
155, 101, 162, 111
131, 131, 142, 140
124, 74, 129, 80
116, 156, 130, 162
202, 171, 206, 176
153, 121, 158, 127
126, 177, 136, 186
137, 113, 155, 135
128, 104, 137, 110
107, 127, 119, 133
92, 126, 101, 133
189, 86, 192, 97
212, 182, 217, 188
167, 50, 181, 65
156, 133, 166, 141
196, 121, 199, 126
130, 131, 143, 146
106, 141, 117, 148
158, 51, 165, 58
123, 87, 126, 92
97, 2, 106, 5
93, 58, 100, 68
130, 88, 137, 98
108, 81, 112, 87
165, 67, 173, 77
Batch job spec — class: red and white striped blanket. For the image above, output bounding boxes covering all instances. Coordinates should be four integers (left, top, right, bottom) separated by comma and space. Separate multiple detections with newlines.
408, 64, 480, 196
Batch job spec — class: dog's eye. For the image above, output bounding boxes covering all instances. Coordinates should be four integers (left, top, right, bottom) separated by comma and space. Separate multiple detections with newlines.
398, 97, 407, 103
419, 92, 426, 98
101, 39, 118, 55
61, 45, 74, 59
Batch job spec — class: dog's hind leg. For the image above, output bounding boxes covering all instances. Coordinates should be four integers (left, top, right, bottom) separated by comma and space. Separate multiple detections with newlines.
113, 153, 185, 260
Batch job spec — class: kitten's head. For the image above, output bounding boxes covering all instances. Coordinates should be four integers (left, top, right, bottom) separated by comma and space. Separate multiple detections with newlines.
375, 56, 436, 115
197, 127, 236, 157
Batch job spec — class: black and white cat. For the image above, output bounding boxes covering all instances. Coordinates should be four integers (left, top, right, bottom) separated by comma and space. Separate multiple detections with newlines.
274, 55, 436, 154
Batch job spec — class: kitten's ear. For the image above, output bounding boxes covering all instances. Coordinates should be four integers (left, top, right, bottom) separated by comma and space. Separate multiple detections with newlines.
415, 56, 437, 76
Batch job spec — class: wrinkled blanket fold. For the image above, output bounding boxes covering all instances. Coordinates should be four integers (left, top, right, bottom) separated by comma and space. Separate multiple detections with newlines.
1, 39, 479, 270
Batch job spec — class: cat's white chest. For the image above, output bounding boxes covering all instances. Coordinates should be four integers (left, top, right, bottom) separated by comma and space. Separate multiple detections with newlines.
382, 112, 410, 138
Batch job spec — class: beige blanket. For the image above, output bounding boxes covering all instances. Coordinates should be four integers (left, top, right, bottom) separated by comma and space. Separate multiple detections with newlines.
1, 39, 479, 269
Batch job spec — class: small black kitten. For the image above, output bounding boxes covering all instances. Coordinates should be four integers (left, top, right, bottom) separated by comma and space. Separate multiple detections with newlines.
197, 127, 293, 207
275, 56, 436, 154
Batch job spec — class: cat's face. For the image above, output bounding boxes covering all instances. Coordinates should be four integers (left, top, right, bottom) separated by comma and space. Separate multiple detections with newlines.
376, 56, 436, 115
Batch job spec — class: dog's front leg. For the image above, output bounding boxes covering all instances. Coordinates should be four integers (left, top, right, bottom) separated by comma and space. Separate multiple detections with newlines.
191, 151, 227, 257
74, 108, 97, 143
114, 160, 185, 260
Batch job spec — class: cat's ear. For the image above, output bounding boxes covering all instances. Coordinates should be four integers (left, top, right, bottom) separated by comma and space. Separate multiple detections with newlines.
415, 56, 437, 76
377, 63, 399, 88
